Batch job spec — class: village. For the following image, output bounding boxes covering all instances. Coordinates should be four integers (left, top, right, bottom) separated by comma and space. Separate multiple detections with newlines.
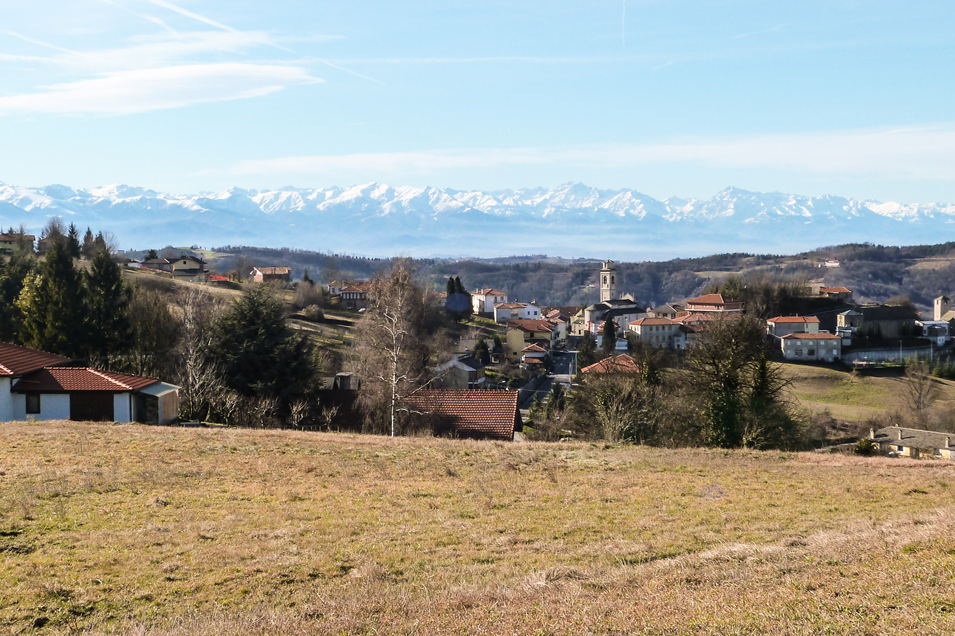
3, 224, 955, 460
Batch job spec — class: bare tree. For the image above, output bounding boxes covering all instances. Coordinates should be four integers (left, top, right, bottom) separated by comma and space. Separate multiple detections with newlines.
352, 259, 445, 436
901, 360, 939, 423
174, 289, 227, 422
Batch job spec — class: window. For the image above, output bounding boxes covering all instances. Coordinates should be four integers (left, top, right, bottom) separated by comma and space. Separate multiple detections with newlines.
26, 394, 40, 414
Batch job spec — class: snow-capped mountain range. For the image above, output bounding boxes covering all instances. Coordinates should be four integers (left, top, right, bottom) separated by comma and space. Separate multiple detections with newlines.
2, 181, 954, 259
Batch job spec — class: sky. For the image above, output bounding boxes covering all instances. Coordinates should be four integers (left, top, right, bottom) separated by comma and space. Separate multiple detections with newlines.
2, 1, 955, 203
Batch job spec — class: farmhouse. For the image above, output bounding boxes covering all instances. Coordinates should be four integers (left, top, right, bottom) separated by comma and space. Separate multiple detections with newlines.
872, 427, 955, 460
250, 266, 292, 283
0, 342, 179, 424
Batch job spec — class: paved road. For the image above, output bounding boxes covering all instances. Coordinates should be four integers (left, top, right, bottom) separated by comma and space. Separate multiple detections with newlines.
519, 350, 576, 419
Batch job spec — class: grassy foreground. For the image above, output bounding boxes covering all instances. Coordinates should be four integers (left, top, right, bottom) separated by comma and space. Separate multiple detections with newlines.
2, 422, 955, 635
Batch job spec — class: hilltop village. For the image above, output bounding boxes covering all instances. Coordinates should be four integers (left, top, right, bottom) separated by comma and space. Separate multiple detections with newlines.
2, 223, 955, 457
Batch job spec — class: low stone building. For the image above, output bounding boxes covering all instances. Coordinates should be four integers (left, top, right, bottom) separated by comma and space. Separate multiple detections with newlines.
779, 332, 842, 362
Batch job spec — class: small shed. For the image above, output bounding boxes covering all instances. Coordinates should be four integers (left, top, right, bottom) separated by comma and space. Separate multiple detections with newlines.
251, 266, 292, 283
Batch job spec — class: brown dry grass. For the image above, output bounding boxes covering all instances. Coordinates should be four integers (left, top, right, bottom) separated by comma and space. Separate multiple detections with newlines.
2, 421, 955, 634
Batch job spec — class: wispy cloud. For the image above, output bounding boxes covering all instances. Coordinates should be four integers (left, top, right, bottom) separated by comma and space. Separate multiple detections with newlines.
142, 0, 242, 34
0, 63, 322, 115
227, 125, 955, 182
2, 30, 102, 61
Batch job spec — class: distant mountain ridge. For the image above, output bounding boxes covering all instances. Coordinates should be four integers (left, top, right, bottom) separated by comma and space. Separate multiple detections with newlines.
1, 180, 953, 259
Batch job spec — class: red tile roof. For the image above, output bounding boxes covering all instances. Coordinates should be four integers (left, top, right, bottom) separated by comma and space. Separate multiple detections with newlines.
580, 355, 641, 374
495, 302, 527, 309
507, 319, 554, 333
0, 342, 70, 377
253, 266, 292, 275
12, 367, 159, 393
475, 288, 507, 296
820, 286, 852, 294
402, 390, 521, 441
521, 343, 548, 353
629, 317, 676, 326
207, 274, 230, 282
767, 316, 820, 324
780, 333, 841, 340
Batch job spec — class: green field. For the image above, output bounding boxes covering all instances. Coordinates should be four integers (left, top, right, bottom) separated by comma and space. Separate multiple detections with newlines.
782, 362, 955, 424
2, 421, 954, 634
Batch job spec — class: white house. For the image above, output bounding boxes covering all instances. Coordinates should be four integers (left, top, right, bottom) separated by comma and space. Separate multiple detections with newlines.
780, 332, 842, 362
1, 342, 179, 424
494, 302, 541, 323
766, 315, 821, 337
472, 288, 508, 314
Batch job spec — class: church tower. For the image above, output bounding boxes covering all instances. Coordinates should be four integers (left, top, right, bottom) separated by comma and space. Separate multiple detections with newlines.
935, 295, 952, 321
600, 260, 617, 302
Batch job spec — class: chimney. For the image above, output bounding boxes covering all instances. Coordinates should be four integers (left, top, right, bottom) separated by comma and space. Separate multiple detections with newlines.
946, 437, 951, 449
869, 428, 875, 439
898, 429, 903, 440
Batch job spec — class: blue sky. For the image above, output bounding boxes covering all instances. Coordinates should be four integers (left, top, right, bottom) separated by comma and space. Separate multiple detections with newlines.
2, 1, 955, 202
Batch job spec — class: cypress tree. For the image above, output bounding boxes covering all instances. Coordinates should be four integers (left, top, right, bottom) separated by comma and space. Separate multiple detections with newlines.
602, 319, 617, 355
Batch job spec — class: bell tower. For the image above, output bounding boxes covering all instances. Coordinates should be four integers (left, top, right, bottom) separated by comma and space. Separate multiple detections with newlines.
600, 260, 617, 302
935, 295, 952, 321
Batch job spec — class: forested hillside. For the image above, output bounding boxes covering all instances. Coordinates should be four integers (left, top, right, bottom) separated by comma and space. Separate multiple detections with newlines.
177, 241, 955, 310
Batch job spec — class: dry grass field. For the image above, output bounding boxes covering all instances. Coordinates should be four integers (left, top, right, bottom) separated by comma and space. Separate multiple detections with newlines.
2, 421, 955, 635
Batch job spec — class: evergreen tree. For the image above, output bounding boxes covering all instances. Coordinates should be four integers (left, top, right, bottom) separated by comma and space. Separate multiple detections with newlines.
210, 285, 315, 411
145, 249, 159, 261
16, 242, 87, 357
302, 269, 311, 284
94, 231, 108, 254
472, 338, 490, 364
601, 319, 617, 355
66, 223, 81, 259
84, 249, 132, 365
0, 250, 36, 342
82, 227, 96, 259
578, 331, 598, 367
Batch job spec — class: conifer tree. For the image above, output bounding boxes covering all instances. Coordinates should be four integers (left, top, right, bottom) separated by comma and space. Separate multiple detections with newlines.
211, 285, 315, 411
66, 223, 81, 259
82, 227, 96, 259
84, 249, 132, 365
601, 319, 617, 355
0, 250, 36, 342
17, 242, 87, 357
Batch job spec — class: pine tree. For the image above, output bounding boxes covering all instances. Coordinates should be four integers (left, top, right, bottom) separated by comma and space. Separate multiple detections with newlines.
145, 249, 159, 261
94, 231, 107, 254
211, 285, 315, 411
17, 242, 87, 357
0, 250, 36, 342
84, 249, 132, 366
81, 228, 96, 259
66, 224, 81, 259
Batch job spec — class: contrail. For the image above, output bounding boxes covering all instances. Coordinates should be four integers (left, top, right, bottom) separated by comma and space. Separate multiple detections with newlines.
622, 0, 626, 51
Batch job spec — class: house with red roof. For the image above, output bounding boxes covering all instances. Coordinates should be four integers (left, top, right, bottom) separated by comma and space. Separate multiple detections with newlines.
628, 317, 686, 349
493, 302, 541, 323
504, 319, 557, 361
0, 342, 179, 424
683, 294, 745, 313
580, 355, 642, 375
401, 390, 522, 441
766, 315, 821, 337
780, 332, 842, 362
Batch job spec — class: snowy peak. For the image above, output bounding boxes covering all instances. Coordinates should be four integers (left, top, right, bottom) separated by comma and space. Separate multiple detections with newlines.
1, 180, 953, 259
